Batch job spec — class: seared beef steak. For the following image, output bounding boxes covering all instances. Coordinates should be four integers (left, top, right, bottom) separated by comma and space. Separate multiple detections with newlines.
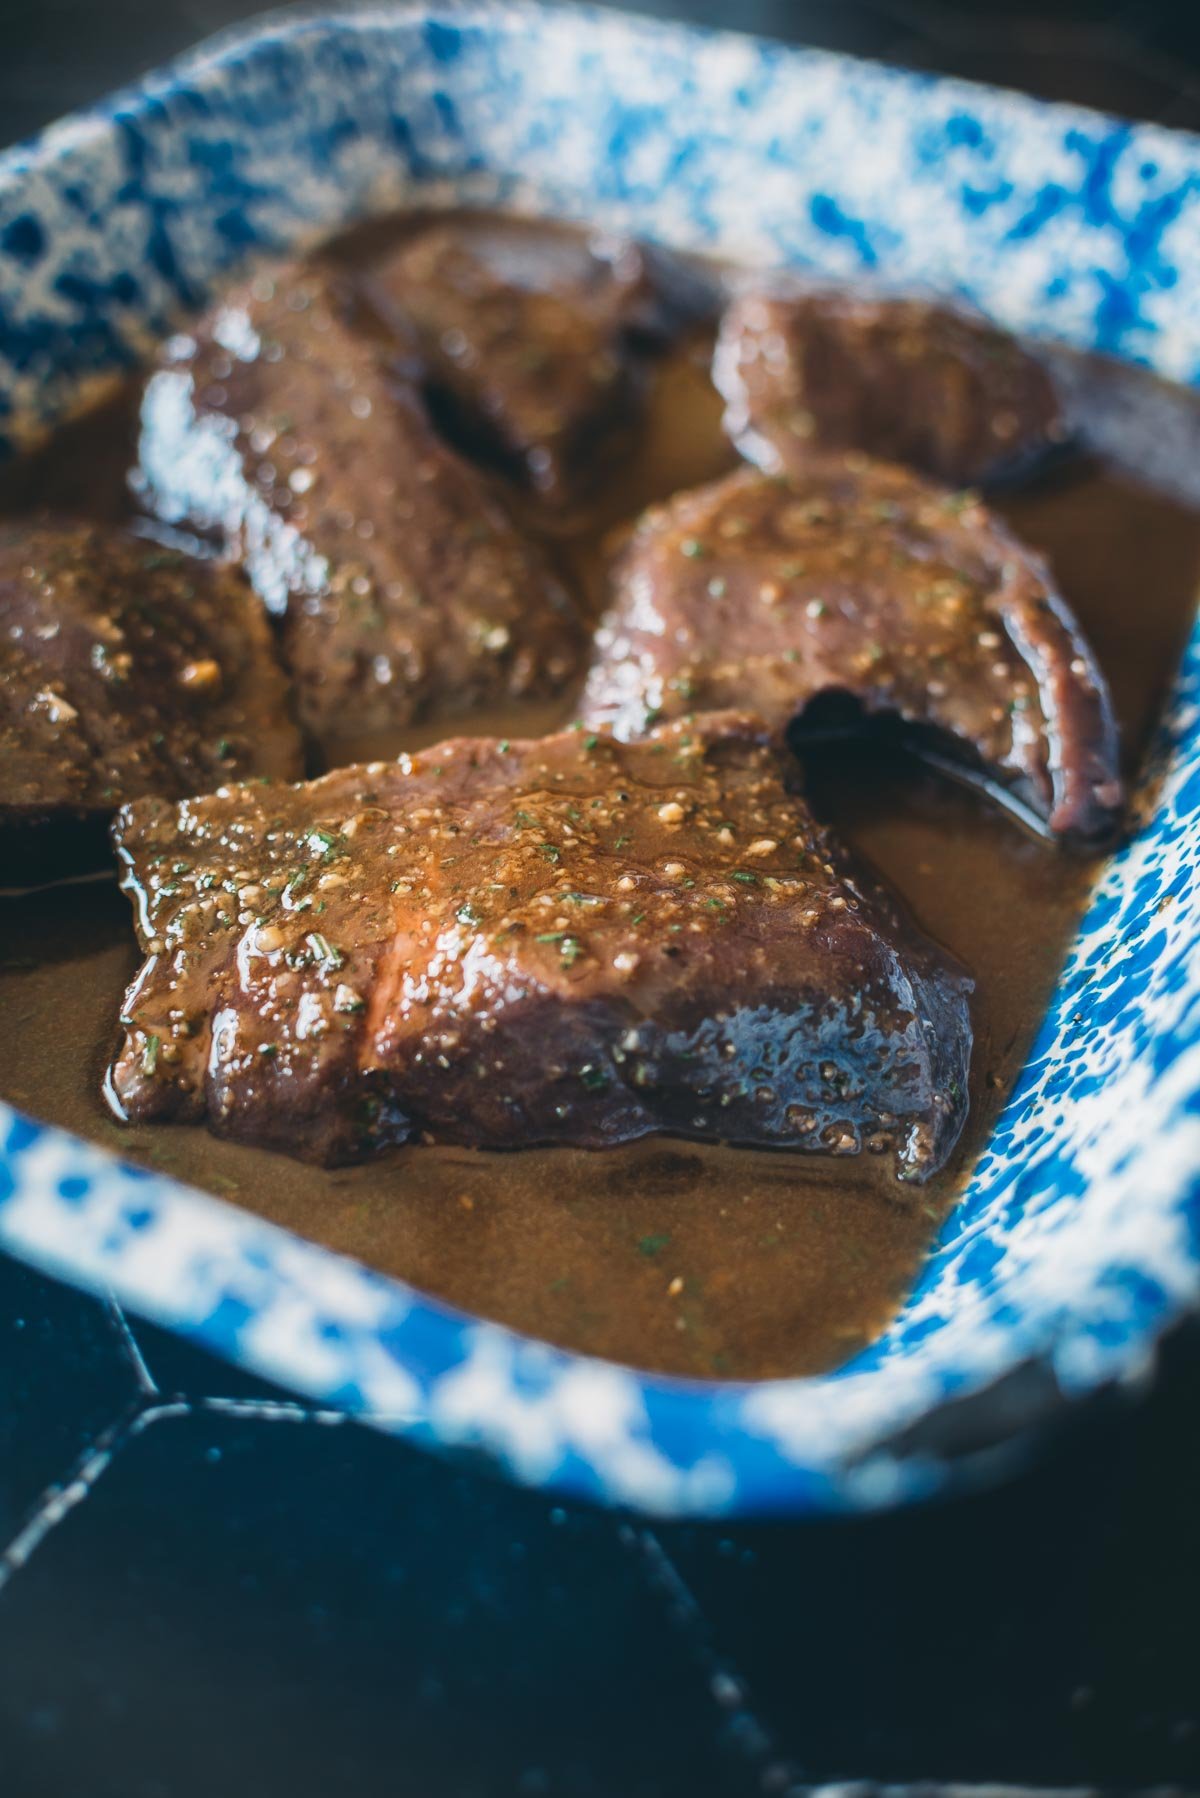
714, 282, 1066, 489
107, 715, 971, 1180
1, 521, 300, 859
135, 267, 581, 743
580, 458, 1121, 843
361, 217, 717, 512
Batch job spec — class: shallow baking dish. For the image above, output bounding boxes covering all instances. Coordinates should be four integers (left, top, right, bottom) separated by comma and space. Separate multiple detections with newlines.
2, 1, 1199, 1517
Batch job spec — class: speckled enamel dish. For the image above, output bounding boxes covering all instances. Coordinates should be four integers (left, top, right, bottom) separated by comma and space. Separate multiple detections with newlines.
2, 3, 1199, 1517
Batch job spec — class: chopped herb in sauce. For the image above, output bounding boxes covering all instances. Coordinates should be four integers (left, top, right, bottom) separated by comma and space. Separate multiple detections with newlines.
637, 1233, 671, 1257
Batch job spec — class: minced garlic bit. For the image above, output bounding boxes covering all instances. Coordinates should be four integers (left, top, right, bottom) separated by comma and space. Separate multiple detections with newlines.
178, 657, 222, 692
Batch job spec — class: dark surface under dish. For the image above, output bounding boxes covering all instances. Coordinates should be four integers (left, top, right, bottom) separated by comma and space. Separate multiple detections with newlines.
2, 213, 1200, 1382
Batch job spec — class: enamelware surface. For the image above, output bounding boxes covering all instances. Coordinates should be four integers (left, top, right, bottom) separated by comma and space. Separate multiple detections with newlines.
2, 2, 1199, 1516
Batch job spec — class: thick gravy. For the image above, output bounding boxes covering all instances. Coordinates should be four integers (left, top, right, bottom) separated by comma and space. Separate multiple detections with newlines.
2, 215, 1199, 1380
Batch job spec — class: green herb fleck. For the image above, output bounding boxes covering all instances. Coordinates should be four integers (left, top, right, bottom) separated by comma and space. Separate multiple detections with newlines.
306, 932, 343, 969
309, 829, 340, 861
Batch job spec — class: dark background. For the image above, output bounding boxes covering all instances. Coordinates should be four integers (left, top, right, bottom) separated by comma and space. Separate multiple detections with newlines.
2, 4, 1200, 1795
6, 0, 1200, 144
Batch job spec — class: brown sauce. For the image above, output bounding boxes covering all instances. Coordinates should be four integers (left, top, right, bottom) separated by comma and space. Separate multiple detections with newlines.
2, 213, 1200, 1381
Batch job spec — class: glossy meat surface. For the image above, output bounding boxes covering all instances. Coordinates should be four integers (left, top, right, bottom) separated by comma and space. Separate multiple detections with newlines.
581, 459, 1122, 842
0, 521, 301, 833
714, 282, 1067, 488
107, 715, 972, 1180
362, 217, 717, 511
135, 267, 581, 741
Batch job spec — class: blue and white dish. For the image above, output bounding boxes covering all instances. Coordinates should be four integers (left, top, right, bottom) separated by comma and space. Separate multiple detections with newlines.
2, 2, 1199, 1517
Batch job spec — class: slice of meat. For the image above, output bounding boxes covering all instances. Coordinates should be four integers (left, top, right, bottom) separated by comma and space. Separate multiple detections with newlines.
106, 714, 972, 1182
1, 521, 301, 880
358, 217, 717, 511
580, 458, 1121, 843
134, 265, 581, 743
714, 281, 1067, 489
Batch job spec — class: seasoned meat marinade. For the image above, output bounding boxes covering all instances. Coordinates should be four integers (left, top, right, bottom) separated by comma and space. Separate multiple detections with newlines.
1, 521, 301, 844
714, 281, 1067, 489
581, 457, 1121, 843
360, 216, 718, 511
135, 266, 581, 742
107, 715, 972, 1180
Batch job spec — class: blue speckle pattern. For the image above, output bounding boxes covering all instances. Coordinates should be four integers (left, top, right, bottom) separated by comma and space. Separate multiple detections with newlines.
2, 3, 1200, 1516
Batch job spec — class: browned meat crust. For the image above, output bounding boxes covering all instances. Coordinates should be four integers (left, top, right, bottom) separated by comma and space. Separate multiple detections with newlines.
0, 521, 301, 842
714, 281, 1067, 489
580, 458, 1121, 843
106, 714, 972, 1182
134, 266, 582, 743
359, 217, 717, 511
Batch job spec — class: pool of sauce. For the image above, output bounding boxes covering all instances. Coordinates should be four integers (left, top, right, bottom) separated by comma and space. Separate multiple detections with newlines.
2, 214, 1199, 1381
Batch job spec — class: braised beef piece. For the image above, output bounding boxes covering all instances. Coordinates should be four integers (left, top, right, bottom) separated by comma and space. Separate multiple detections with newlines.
1, 522, 301, 881
714, 281, 1067, 489
135, 266, 581, 744
107, 714, 972, 1181
580, 458, 1121, 843
358, 217, 718, 512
